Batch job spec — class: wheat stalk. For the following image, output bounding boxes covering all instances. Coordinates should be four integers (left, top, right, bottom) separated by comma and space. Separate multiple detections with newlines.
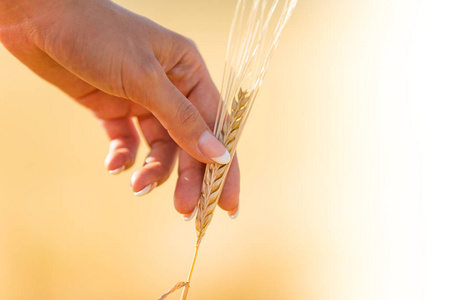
157, 282, 189, 300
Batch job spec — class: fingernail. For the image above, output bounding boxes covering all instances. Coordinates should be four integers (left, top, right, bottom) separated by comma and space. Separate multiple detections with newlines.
182, 205, 198, 221
134, 182, 157, 197
228, 204, 240, 219
198, 131, 230, 164
109, 166, 124, 175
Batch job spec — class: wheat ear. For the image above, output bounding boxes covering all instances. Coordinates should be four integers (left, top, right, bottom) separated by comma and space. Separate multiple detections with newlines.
195, 88, 250, 244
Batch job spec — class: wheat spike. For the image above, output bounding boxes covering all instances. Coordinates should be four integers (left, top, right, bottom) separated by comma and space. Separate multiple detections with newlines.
195, 88, 250, 245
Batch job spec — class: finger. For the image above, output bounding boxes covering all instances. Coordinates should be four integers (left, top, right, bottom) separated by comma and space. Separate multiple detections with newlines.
126, 61, 230, 165
173, 150, 205, 218
130, 115, 178, 196
100, 118, 140, 174
181, 68, 221, 129
218, 155, 240, 219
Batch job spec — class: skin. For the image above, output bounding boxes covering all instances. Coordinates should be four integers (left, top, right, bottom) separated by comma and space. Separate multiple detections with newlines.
0, 0, 239, 217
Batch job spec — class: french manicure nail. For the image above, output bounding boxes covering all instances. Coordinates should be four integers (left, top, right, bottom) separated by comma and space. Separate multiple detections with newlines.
134, 182, 157, 197
109, 166, 124, 175
228, 204, 240, 219
198, 131, 231, 164
130, 171, 138, 187
182, 205, 198, 221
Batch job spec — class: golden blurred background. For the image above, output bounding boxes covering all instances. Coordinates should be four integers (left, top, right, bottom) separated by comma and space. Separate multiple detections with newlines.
2, 0, 449, 299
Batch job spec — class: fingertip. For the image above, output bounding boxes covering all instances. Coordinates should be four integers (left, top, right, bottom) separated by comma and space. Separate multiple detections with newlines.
101, 118, 139, 173
134, 182, 157, 197
182, 205, 198, 221
130, 167, 160, 193
173, 189, 199, 215
109, 166, 124, 175
105, 153, 124, 175
105, 148, 136, 173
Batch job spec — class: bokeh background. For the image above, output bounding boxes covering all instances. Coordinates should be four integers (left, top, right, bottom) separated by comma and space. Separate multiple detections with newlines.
1, 0, 449, 299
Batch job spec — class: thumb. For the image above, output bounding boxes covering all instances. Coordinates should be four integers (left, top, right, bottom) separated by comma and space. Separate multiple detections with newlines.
131, 65, 230, 165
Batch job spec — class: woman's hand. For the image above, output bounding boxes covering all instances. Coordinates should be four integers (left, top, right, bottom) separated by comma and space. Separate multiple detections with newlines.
0, 0, 240, 219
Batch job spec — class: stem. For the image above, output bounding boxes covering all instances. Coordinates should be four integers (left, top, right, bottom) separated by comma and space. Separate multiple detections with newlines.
180, 244, 200, 300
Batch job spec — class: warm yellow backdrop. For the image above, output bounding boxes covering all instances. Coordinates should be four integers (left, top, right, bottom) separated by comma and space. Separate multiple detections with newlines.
0, 0, 430, 299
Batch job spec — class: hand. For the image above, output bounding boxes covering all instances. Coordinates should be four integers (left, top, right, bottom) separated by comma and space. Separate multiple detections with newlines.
0, 0, 240, 218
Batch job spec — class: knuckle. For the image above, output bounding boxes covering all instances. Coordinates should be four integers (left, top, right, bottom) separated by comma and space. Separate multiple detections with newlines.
138, 61, 160, 83
121, 58, 160, 102
180, 37, 203, 60
183, 36, 198, 50
176, 102, 201, 128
